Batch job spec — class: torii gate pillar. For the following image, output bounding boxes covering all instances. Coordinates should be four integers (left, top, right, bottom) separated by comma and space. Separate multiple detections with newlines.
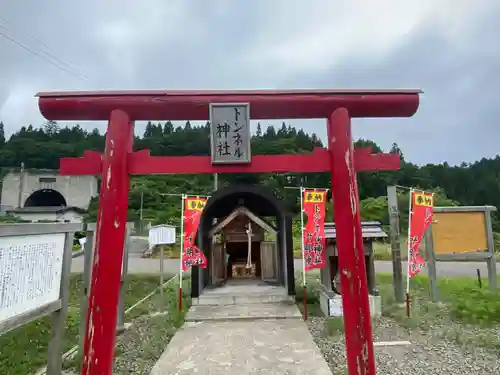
329, 108, 375, 373
81, 110, 134, 374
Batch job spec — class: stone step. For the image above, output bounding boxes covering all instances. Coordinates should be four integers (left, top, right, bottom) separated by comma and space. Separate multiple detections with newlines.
192, 293, 295, 306
185, 302, 303, 322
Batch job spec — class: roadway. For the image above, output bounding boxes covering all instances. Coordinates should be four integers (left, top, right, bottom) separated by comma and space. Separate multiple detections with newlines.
71, 255, 496, 278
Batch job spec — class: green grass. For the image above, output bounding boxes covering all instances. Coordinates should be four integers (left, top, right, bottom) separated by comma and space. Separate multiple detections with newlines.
63, 274, 189, 373
377, 272, 500, 329
376, 273, 500, 351
0, 274, 170, 375
325, 317, 345, 335
295, 272, 500, 332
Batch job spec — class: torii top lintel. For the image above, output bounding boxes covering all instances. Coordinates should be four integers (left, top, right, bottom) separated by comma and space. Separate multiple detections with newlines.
36, 89, 422, 121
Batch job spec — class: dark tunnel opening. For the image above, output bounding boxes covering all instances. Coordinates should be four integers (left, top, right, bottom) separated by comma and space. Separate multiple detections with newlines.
24, 189, 67, 207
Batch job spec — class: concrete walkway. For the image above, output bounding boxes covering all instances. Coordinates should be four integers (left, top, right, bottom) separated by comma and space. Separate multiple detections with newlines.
151, 281, 331, 374
150, 318, 332, 375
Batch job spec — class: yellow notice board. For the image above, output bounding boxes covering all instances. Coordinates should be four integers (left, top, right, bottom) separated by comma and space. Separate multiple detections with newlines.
432, 211, 488, 254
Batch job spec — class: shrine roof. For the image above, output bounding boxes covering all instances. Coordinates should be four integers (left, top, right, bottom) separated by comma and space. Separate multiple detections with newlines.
200, 184, 288, 227
203, 190, 282, 218
324, 221, 387, 239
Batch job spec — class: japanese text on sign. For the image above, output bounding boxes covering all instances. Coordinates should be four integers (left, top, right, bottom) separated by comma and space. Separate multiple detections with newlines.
408, 191, 434, 277
413, 192, 433, 207
0, 233, 66, 325
182, 196, 207, 271
210, 103, 251, 164
303, 189, 328, 271
304, 191, 326, 203
186, 198, 206, 211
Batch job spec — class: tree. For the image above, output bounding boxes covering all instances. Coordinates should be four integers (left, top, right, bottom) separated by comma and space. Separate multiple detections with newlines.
256, 123, 262, 137
390, 142, 404, 162
0, 121, 5, 147
144, 121, 155, 137
44, 120, 60, 135
163, 121, 174, 135
1, 119, 500, 230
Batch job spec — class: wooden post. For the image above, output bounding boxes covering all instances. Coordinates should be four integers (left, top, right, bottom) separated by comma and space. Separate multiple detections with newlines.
46, 231, 75, 375
159, 243, 165, 312
320, 245, 333, 291
328, 108, 375, 375
484, 209, 498, 291
81, 109, 134, 375
387, 185, 404, 303
365, 242, 377, 294
424, 226, 439, 301
78, 225, 94, 363
117, 230, 129, 332
17, 162, 25, 208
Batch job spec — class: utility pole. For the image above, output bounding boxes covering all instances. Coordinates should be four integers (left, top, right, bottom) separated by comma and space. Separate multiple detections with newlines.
139, 191, 144, 233
387, 185, 404, 303
213, 173, 219, 191
212, 173, 218, 244
17, 162, 25, 208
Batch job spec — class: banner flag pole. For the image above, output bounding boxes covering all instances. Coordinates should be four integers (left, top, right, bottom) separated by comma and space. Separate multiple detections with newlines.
178, 194, 185, 313
406, 189, 413, 317
299, 187, 308, 320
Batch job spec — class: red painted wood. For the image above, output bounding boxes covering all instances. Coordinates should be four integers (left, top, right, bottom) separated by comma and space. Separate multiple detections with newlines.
62, 150, 102, 174
179, 287, 183, 312
81, 110, 133, 375
37, 89, 420, 120
37, 89, 423, 97
328, 108, 376, 375
38, 88, 420, 375
59, 148, 400, 175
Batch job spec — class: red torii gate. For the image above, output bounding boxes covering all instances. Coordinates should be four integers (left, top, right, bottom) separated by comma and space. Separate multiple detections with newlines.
36, 89, 421, 375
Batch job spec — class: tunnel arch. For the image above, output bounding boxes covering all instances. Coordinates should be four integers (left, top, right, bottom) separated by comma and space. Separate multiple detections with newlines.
192, 184, 295, 297
24, 189, 67, 207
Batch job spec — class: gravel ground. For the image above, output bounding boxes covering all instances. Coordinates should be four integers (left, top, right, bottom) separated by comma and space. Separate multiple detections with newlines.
62, 313, 179, 375
308, 315, 500, 375
111, 282, 186, 375
112, 314, 178, 374
63, 280, 185, 375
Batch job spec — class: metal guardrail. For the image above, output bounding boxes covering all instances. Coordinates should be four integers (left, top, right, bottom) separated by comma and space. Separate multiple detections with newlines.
0, 205, 14, 214
72, 249, 85, 258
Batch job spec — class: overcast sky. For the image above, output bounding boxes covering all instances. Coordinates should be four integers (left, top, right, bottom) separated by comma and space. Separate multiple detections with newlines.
0, 0, 498, 166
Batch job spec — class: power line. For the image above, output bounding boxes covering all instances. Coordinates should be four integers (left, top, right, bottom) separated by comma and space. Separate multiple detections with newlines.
0, 28, 88, 81
0, 15, 89, 78
0, 15, 90, 80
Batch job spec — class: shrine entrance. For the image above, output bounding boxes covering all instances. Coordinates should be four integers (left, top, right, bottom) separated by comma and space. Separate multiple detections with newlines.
37, 88, 421, 375
194, 184, 294, 297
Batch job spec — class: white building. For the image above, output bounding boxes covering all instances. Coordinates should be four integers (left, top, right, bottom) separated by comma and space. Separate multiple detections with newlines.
7, 206, 86, 223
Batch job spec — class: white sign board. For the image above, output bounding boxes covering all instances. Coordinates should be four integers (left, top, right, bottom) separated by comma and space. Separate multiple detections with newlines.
210, 103, 251, 164
327, 295, 381, 317
328, 295, 344, 316
148, 225, 176, 249
0, 233, 66, 324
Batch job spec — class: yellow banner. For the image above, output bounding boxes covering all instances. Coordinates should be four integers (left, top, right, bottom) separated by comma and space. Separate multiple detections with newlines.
186, 198, 206, 211
413, 192, 433, 207
304, 190, 326, 203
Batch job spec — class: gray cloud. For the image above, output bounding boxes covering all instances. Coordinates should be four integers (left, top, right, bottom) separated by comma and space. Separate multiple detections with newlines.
0, 0, 499, 166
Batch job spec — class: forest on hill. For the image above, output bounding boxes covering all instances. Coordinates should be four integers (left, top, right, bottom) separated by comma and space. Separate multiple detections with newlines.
0, 120, 498, 230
